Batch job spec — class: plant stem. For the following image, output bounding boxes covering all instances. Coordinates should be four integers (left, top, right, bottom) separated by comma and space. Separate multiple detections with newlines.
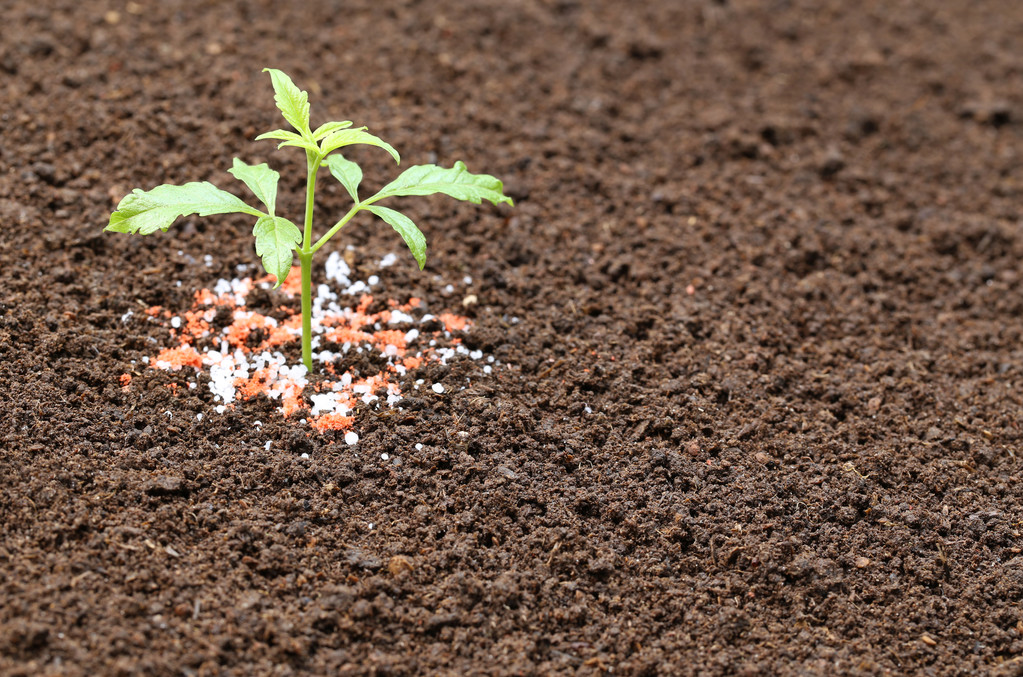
299, 250, 313, 371
299, 152, 321, 371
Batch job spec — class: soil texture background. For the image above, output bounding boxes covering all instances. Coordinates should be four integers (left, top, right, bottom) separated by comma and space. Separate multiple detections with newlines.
3, 0, 1023, 674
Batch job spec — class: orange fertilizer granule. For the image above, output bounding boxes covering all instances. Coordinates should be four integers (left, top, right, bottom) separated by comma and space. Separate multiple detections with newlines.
137, 256, 500, 441
153, 345, 203, 370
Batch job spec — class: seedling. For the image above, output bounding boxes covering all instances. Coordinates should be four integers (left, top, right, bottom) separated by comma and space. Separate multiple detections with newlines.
107, 68, 512, 370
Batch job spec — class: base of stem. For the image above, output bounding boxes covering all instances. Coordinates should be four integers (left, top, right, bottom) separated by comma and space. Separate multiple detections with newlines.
299, 250, 313, 371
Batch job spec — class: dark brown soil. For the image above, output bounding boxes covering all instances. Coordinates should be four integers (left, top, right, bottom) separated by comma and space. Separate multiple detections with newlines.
3, 0, 1023, 674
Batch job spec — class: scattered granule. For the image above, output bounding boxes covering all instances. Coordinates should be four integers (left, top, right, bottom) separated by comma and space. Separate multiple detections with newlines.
212, 277, 257, 307
384, 309, 415, 324
370, 329, 408, 354
119, 373, 132, 390
143, 255, 501, 436
356, 294, 374, 314
323, 325, 373, 346
400, 355, 423, 371
258, 316, 302, 351
193, 288, 219, 306
234, 366, 276, 400
224, 311, 276, 349
182, 309, 213, 341
385, 296, 422, 317
311, 413, 355, 432
154, 345, 203, 370
438, 312, 470, 332
350, 373, 391, 405
279, 381, 306, 417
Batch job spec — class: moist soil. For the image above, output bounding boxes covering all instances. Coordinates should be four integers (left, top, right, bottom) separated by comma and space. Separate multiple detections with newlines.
2, 1, 1023, 675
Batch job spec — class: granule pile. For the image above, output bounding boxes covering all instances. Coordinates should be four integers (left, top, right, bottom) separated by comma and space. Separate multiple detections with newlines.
133, 252, 497, 440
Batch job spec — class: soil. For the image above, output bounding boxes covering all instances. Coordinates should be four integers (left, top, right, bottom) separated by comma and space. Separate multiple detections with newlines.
2, 0, 1023, 674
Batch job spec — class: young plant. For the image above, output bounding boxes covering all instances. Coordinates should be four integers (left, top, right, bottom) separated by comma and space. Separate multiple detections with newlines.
106, 68, 512, 371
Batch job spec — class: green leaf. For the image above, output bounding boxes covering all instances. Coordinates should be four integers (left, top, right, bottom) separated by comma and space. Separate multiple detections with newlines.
256, 129, 304, 143
324, 154, 363, 202
255, 130, 320, 155
228, 158, 279, 215
105, 182, 263, 235
320, 128, 400, 164
364, 205, 426, 270
277, 137, 323, 154
252, 215, 301, 287
262, 68, 311, 136
312, 120, 354, 140
372, 161, 513, 206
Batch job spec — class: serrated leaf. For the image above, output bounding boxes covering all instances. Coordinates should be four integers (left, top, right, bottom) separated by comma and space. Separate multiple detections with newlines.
320, 128, 400, 164
276, 137, 323, 154
364, 205, 426, 270
372, 161, 513, 206
228, 158, 280, 215
262, 68, 311, 136
255, 129, 321, 154
253, 215, 301, 286
256, 129, 304, 143
324, 154, 363, 202
105, 182, 263, 235
312, 120, 354, 140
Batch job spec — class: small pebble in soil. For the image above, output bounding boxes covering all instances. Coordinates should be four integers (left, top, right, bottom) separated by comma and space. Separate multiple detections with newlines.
432, 383, 445, 394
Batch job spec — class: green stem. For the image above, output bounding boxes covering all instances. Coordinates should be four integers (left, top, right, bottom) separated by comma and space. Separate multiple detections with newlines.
299, 152, 321, 372
299, 250, 313, 371
303, 152, 320, 250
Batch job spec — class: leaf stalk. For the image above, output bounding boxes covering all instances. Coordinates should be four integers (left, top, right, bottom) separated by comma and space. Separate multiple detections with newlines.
310, 202, 364, 255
